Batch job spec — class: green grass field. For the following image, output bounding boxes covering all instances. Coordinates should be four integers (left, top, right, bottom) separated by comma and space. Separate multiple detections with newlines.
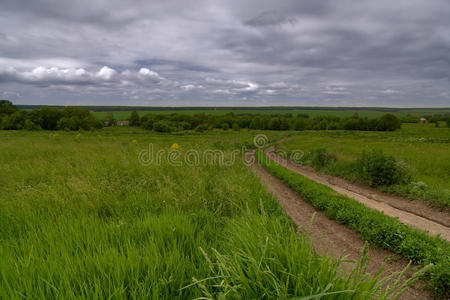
90, 108, 450, 120
0, 128, 414, 299
278, 123, 450, 207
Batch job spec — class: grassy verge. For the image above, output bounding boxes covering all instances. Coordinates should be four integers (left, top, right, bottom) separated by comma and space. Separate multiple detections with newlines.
257, 149, 450, 298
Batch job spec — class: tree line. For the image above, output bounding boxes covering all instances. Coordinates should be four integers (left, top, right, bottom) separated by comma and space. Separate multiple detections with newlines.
3, 100, 448, 132
0, 100, 102, 130
130, 111, 403, 132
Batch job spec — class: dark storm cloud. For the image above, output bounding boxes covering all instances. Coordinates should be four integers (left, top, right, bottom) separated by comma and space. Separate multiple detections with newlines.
0, 0, 448, 106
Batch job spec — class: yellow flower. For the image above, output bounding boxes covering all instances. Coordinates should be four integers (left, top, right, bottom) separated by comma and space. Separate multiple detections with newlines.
169, 143, 181, 150
131, 139, 137, 143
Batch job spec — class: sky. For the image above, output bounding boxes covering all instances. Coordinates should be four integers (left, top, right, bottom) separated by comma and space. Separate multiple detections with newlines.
0, 0, 449, 107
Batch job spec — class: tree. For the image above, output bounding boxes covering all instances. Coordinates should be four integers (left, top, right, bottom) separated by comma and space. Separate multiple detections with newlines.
63, 106, 90, 119
0, 111, 28, 129
0, 100, 17, 117
80, 115, 103, 130
376, 114, 401, 131
39, 107, 64, 130
129, 111, 140, 126
153, 120, 174, 132
105, 112, 115, 126
58, 117, 76, 131
293, 118, 306, 131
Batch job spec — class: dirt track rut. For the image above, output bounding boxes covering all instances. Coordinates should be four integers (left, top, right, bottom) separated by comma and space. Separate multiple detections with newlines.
264, 147, 450, 242
248, 150, 432, 299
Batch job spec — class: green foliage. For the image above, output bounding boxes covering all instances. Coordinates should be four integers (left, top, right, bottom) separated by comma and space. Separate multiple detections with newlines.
134, 112, 404, 132
220, 122, 230, 130
23, 119, 40, 131
293, 118, 307, 130
105, 111, 115, 126
152, 120, 175, 132
0, 100, 17, 117
39, 107, 64, 130
0, 104, 102, 131
356, 150, 411, 186
309, 148, 337, 169
129, 110, 140, 126
401, 114, 420, 123
257, 149, 450, 298
1, 111, 28, 129
195, 124, 210, 132
377, 114, 401, 131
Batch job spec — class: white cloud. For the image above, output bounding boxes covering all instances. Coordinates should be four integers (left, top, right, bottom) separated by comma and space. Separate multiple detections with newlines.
237, 82, 259, 92
268, 81, 289, 89
0, 66, 164, 87
95, 66, 117, 80
381, 89, 401, 95
180, 84, 203, 91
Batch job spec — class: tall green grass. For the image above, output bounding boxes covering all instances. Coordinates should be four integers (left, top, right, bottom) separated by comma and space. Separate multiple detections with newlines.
0, 129, 419, 299
257, 149, 450, 298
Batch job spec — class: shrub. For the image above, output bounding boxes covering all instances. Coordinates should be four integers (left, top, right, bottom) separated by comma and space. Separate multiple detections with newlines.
0, 100, 17, 117
293, 119, 306, 131
401, 114, 420, 123
195, 124, 209, 132
309, 148, 336, 169
141, 119, 154, 130
376, 114, 401, 131
356, 149, 411, 186
152, 120, 174, 133
23, 119, 40, 131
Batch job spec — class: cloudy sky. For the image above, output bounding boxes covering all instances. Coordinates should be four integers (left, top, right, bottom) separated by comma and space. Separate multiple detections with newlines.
0, 0, 448, 107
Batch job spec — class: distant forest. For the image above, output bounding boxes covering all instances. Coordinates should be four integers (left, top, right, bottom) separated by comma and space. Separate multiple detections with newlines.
2, 100, 449, 132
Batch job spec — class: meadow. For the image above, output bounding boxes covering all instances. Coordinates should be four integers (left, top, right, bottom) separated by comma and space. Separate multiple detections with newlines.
277, 123, 450, 208
0, 128, 413, 299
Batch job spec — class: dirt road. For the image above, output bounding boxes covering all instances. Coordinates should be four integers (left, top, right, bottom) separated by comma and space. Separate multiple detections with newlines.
264, 146, 450, 242
248, 150, 432, 299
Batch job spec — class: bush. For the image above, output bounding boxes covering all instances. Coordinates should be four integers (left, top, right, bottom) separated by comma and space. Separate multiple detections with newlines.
0, 100, 17, 117
141, 119, 154, 130
23, 119, 40, 131
152, 120, 174, 133
176, 121, 190, 130
293, 119, 306, 131
376, 114, 401, 131
356, 149, 411, 186
309, 148, 336, 169
195, 124, 209, 132
401, 114, 420, 123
